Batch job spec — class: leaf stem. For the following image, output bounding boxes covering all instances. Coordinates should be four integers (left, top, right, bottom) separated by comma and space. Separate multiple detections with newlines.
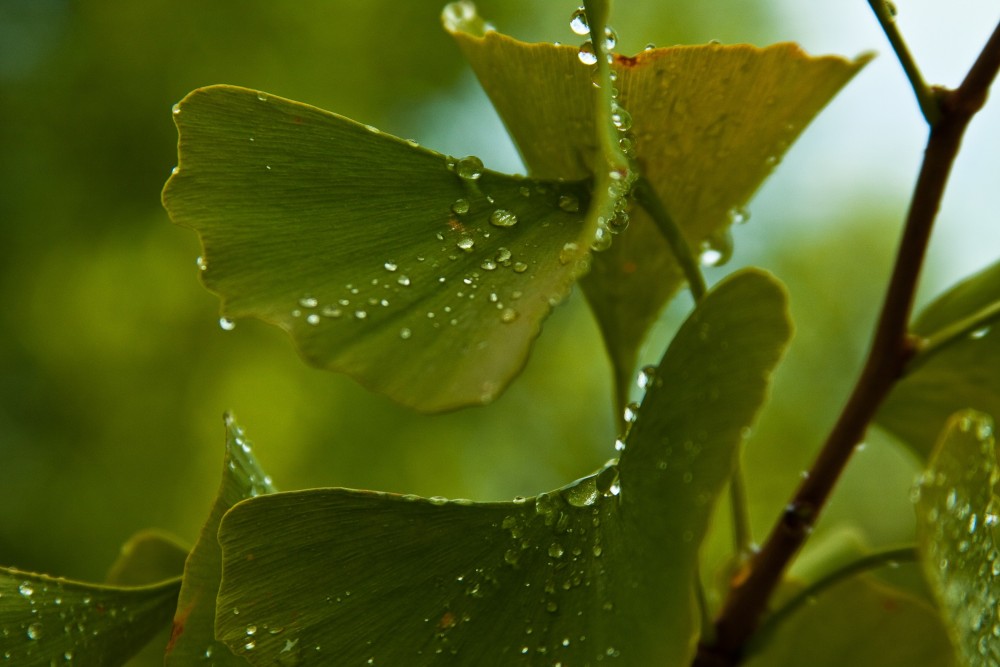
907, 300, 1000, 375
693, 15, 1000, 667
746, 545, 918, 656
867, 0, 942, 126
632, 177, 707, 301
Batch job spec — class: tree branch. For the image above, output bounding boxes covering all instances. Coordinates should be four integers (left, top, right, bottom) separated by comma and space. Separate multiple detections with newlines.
693, 15, 1000, 667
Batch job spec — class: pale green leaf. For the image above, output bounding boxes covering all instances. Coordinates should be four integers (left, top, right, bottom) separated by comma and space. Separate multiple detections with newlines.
106, 529, 190, 587
915, 409, 1000, 666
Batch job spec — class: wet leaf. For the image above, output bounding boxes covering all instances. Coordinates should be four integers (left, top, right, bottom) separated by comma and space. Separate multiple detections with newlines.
214, 269, 791, 666
162, 85, 593, 413
0, 567, 179, 666
106, 529, 190, 587
745, 575, 953, 667
448, 12, 868, 405
164, 413, 274, 666
879, 260, 1000, 458
915, 410, 1000, 666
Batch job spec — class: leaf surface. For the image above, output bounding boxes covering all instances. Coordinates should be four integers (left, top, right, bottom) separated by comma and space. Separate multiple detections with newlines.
164, 413, 275, 666
163, 85, 593, 412
214, 269, 791, 666
0, 568, 179, 666
915, 410, 1000, 666
105, 529, 190, 587
745, 575, 953, 666
448, 14, 868, 403
878, 260, 1000, 458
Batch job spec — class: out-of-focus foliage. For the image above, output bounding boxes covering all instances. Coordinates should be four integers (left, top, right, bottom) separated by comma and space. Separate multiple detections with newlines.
1, 1, 995, 664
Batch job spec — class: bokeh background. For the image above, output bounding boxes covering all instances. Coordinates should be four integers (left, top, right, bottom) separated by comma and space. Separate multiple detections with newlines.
1, 0, 998, 646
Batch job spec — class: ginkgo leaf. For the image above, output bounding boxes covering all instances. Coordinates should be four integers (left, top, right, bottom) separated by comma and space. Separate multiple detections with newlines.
878, 259, 1000, 458
164, 412, 275, 666
448, 8, 869, 405
914, 410, 1000, 666
213, 269, 791, 666
163, 85, 595, 413
0, 567, 179, 666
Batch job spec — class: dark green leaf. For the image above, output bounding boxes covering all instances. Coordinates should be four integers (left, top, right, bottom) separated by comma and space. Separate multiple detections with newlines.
164, 413, 274, 666
448, 15, 868, 407
163, 85, 593, 412
915, 410, 1000, 666
879, 260, 1000, 458
106, 529, 190, 587
0, 568, 179, 666
213, 269, 791, 666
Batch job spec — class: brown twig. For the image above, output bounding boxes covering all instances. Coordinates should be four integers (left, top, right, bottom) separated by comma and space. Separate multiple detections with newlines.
693, 16, 1000, 667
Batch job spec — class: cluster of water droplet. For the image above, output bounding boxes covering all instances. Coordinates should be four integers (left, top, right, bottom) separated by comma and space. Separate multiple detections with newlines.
225, 415, 275, 498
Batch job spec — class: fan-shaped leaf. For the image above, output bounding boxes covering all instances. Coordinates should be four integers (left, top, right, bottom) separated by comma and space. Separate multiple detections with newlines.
448, 13, 868, 404
163, 86, 595, 412
213, 269, 791, 665
106, 529, 189, 587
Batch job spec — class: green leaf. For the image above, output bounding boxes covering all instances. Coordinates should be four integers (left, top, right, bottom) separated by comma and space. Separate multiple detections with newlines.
106, 529, 190, 587
164, 413, 274, 666
0, 568, 179, 666
878, 260, 1000, 458
915, 410, 1000, 666
745, 575, 954, 667
213, 269, 791, 666
448, 15, 868, 406
163, 85, 593, 413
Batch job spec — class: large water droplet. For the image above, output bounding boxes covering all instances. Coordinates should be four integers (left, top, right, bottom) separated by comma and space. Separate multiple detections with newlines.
489, 209, 518, 228
457, 235, 476, 251
18, 582, 34, 597
699, 229, 734, 267
443, 1, 479, 32
569, 7, 589, 36
219, 317, 236, 331
559, 242, 579, 265
577, 41, 598, 66
452, 198, 470, 215
26, 623, 42, 640
500, 308, 518, 323
455, 156, 484, 180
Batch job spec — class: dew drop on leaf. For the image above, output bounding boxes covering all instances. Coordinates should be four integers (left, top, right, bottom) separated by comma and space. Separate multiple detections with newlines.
219, 317, 236, 331
569, 7, 589, 36
489, 209, 518, 228
455, 156, 484, 180
577, 41, 598, 66
451, 198, 470, 215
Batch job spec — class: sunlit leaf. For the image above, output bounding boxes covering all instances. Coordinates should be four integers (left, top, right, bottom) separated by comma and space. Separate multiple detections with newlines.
105, 529, 189, 587
164, 413, 274, 666
879, 260, 1000, 458
915, 409, 1000, 666
213, 269, 791, 665
746, 575, 953, 666
163, 85, 594, 412
0, 567, 179, 666
448, 11, 868, 404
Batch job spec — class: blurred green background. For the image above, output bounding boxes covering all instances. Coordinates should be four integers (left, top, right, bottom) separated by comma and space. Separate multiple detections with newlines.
1, 0, 997, 637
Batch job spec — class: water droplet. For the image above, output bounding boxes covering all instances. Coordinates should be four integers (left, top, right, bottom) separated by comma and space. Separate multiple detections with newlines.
611, 108, 632, 131
256, 91, 268, 102
548, 543, 565, 558
637, 365, 658, 389
400, 327, 412, 340
559, 242, 579, 264
26, 623, 42, 640
593, 544, 604, 557
578, 41, 598, 65
457, 235, 476, 251
513, 262, 528, 273
569, 7, 589, 36
563, 476, 599, 507
245, 640, 256, 650
558, 194, 580, 212
196, 255, 207, 271
428, 496, 449, 506
172, 103, 181, 116
500, 308, 519, 323
623, 402, 640, 423
481, 259, 497, 271
304, 313, 319, 325
384, 261, 398, 272
970, 326, 991, 340
246, 625, 258, 636
395, 275, 411, 287
443, 1, 480, 31
614, 438, 626, 452
299, 296, 318, 308
489, 209, 518, 228
496, 247, 512, 263
18, 582, 33, 597
603, 26, 618, 49
729, 206, 751, 225
455, 156, 484, 180
321, 305, 342, 318
451, 198, 470, 215
699, 229, 734, 267
219, 317, 236, 331
354, 310, 368, 320
591, 227, 613, 252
